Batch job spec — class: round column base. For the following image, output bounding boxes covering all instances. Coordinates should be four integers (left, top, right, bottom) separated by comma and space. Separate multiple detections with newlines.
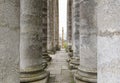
68, 58, 79, 70
48, 50, 56, 54
20, 71, 50, 83
68, 52, 73, 58
74, 69, 97, 83
42, 53, 52, 62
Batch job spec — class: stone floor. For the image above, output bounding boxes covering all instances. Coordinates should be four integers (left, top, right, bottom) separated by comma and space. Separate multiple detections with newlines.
47, 49, 75, 83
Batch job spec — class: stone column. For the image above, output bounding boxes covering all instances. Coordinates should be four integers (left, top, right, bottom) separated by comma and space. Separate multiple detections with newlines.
47, 0, 55, 54
74, 0, 97, 82
0, 0, 20, 83
69, 0, 80, 69
67, 0, 73, 54
53, 0, 57, 53
97, 0, 120, 83
67, 0, 72, 46
20, 0, 49, 82
42, 0, 52, 62
56, 0, 60, 51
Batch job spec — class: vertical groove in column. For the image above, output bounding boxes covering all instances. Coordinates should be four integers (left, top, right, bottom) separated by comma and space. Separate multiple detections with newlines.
74, 0, 97, 82
20, 0, 49, 82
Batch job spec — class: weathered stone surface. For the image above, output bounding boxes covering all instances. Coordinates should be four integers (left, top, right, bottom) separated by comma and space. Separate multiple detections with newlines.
42, 0, 51, 62
20, 0, 49, 82
72, 0, 80, 58
0, 0, 20, 83
74, 0, 97, 82
67, 0, 73, 45
68, 0, 80, 70
47, 0, 55, 54
53, 0, 59, 52
97, 0, 120, 83
55, 0, 59, 51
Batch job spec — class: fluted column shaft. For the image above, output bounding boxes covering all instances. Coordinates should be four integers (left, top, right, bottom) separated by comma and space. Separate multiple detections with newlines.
67, 0, 73, 45
75, 0, 97, 82
47, 0, 55, 54
53, 0, 58, 52
97, 0, 120, 83
68, 0, 80, 69
56, 0, 60, 50
42, 0, 48, 55
0, 0, 20, 83
20, 0, 49, 82
72, 0, 80, 58
42, 0, 51, 62
67, 0, 73, 55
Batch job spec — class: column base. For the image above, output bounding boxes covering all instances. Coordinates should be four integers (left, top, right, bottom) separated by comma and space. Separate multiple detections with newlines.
68, 51, 73, 58
30, 74, 49, 83
48, 50, 56, 54
56, 47, 60, 51
20, 62, 49, 83
20, 71, 50, 83
74, 69, 97, 83
68, 58, 79, 70
42, 53, 52, 62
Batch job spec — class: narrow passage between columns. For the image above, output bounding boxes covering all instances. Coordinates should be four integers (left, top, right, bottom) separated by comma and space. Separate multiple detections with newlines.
47, 49, 74, 83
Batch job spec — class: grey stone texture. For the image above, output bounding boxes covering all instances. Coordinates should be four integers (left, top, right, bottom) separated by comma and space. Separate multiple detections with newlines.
55, 0, 59, 51
47, 0, 55, 54
74, 0, 97, 82
72, 0, 80, 58
67, 0, 73, 45
47, 0, 59, 53
96, 0, 120, 83
42, 0, 51, 62
68, 0, 80, 70
20, 0, 49, 82
0, 0, 20, 83
42, 0, 49, 54
53, 0, 59, 52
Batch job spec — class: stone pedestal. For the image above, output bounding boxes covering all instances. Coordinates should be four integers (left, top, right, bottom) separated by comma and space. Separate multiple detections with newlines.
74, 0, 97, 82
0, 0, 20, 83
42, 0, 52, 62
20, 0, 49, 82
97, 0, 120, 83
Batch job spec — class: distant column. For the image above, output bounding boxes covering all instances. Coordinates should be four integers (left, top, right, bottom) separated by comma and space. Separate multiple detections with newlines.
67, 0, 73, 47
42, 0, 51, 62
62, 27, 64, 48
20, 0, 49, 82
53, 0, 57, 52
74, 0, 97, 82
56, 0, 60, 51
0, 0, 20, 83
69, 0, 80, 69
97, 0, 120, 83
47, 0, 56, 54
